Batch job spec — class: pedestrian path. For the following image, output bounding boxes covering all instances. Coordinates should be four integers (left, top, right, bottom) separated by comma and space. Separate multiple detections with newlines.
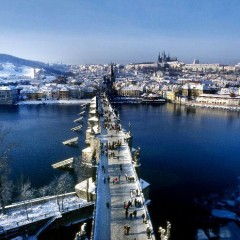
93, 95, 155, 240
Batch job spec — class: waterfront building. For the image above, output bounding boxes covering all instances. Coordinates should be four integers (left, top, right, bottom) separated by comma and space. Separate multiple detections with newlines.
20, 86, 38, 100
196, 94, 240, 106
67, 85, 83, 99
0, 86, 18, 104
117, 85, 143, 97
164, 90, 177, 102
182, 83, 215, 99
58, 87, 69, 100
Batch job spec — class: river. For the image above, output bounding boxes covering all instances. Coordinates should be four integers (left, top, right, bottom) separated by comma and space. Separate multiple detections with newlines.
1, 103, 240, 239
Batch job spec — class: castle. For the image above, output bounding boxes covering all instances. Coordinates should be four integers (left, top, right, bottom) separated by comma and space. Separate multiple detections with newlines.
157, 51, 177, 64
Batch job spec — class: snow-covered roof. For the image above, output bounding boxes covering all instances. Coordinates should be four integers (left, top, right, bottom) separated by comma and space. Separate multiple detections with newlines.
0, 86, 16, 91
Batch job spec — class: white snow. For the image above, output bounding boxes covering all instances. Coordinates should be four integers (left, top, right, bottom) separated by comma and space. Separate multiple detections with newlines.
0, 63, 39, 78
17, 99, 91, 105
0, 193, 89, 231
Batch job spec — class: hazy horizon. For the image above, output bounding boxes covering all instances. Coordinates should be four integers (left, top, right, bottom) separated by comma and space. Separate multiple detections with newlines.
1, 0, 240, 65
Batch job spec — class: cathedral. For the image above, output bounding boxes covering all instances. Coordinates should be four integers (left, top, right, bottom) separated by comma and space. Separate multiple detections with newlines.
157, 51, 177, 64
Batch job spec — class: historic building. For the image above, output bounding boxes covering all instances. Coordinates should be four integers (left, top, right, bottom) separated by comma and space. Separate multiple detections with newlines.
117, 86, 143, 97
103, 63, 117, 99
125, 51, 178, 71
181, 83, 216, 99
157, 51, 177, 63
0, 86, 18, 105
196, 94, 240, 106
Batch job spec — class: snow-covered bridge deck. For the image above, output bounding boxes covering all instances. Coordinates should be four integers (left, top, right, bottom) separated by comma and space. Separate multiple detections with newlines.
93, 95, 155, 240
0, 193, 93, 233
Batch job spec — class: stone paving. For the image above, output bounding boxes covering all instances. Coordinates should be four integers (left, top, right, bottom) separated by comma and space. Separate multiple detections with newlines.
93, 95, 155, 240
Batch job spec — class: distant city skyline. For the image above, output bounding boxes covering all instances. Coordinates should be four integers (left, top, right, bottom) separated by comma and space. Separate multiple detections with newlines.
1, 0, 240, 65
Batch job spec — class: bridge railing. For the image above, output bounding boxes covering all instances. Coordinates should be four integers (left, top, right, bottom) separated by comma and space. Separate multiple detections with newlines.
1, 193, 93, 232
124, 132, 156, 239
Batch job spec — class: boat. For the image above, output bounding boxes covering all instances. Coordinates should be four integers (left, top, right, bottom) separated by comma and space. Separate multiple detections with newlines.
141, 94, 166, 104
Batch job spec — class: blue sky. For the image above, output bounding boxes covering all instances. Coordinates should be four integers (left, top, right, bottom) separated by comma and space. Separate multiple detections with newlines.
0, 0, 240, 64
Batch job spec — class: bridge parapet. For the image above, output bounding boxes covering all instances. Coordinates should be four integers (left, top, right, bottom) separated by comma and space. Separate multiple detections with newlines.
92, 94, 156, 240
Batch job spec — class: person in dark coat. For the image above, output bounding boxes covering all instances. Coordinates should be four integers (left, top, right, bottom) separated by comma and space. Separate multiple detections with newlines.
125, 209, 129, 218
133, 210, 137, 218
126, 225, 130, 235
146, 227, 151, 238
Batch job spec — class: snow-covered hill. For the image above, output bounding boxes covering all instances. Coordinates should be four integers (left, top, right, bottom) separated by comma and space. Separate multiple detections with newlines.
0, 62, 40, 78
0, 54, 74, 78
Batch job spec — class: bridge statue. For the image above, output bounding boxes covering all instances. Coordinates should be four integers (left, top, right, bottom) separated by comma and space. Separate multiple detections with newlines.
74, 223, 88, 240
134, 147, 141, 165
158, 221, 171, 240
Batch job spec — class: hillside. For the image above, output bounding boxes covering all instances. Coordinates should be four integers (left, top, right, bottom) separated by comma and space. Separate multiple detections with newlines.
0, 54, 73, 77
0, 54, 46, 68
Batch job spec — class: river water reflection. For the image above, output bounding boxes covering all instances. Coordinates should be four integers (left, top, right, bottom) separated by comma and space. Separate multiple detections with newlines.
1, 103, 240, 239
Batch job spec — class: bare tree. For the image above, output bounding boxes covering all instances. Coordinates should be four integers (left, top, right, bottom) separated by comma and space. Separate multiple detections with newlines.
37, 185, 49, 198
50, 173, 74, 211
0, 124, 14, 214
18, 180, 36, 221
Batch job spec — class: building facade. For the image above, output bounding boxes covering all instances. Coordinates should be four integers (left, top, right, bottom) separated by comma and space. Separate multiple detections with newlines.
0, 86, 18, 105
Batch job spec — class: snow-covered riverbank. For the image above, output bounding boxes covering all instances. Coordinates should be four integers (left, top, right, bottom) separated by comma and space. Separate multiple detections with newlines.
16, 99, 91, 105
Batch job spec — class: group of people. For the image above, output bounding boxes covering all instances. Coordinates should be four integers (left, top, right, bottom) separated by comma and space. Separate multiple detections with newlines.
101, 96, 152, 239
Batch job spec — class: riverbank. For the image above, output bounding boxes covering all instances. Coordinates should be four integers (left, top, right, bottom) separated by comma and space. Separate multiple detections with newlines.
185, 101, 240, 111
16, 99, 91, 105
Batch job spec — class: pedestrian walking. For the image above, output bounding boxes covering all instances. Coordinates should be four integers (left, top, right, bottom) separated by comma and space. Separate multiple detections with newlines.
120, 164, 122, 171
125, 209, 129, 218
126, 225, 130, 235
134, 198, 137, 207
146, 227, 151, 239
133, 210, 137, 218
106, 202, 109, 208
136, 189, 139, 196
103, 177, 106, 184
142, 213, 145, 223
124, 225, 128, 235
107, 176, 110, 183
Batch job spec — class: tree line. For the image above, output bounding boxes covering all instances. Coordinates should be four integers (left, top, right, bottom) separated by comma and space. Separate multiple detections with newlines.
0, 124, 78, 216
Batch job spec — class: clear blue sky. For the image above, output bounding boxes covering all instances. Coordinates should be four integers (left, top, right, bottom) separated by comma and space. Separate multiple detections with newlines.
0, 0, 240, 64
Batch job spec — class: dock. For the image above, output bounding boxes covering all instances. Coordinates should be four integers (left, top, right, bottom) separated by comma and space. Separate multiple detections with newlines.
62, 137, 78, 146
51, 157, 74, 170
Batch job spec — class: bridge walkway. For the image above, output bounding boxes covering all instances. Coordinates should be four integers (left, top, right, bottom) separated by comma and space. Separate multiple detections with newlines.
93, 96, 155, 240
